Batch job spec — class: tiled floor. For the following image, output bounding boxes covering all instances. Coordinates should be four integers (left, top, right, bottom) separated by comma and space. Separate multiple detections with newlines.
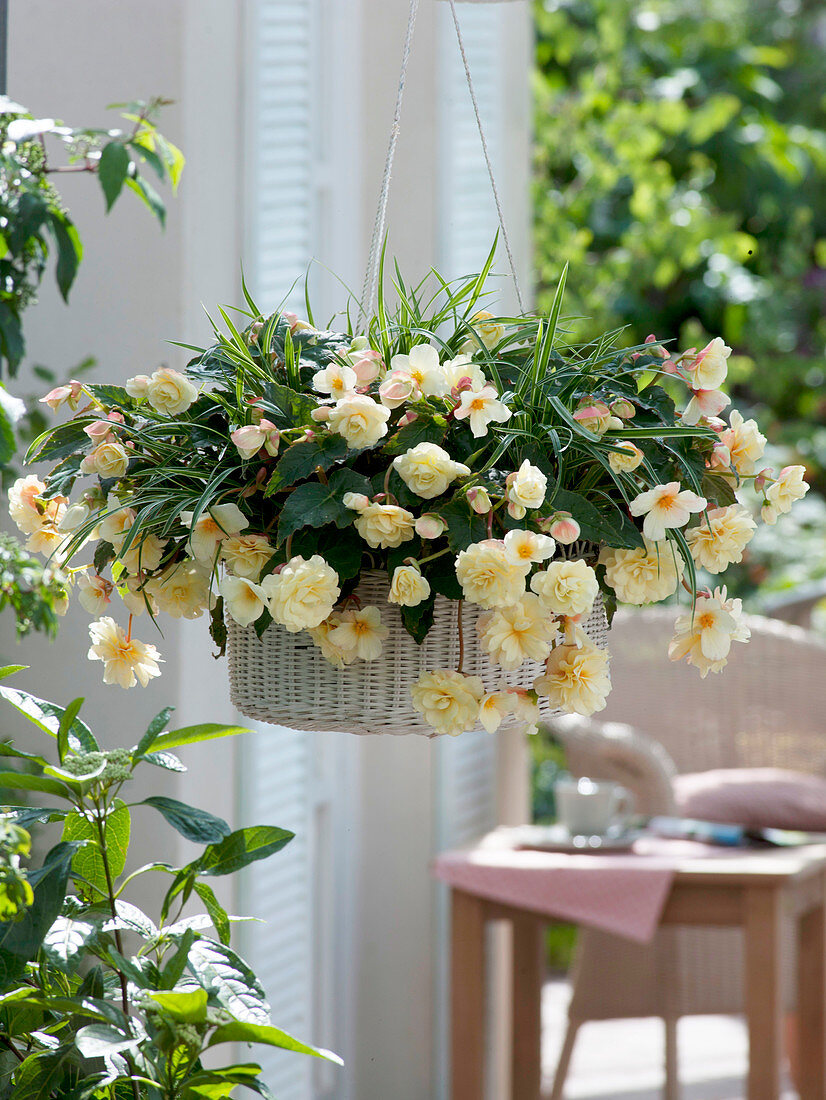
542, 979, 797, 1100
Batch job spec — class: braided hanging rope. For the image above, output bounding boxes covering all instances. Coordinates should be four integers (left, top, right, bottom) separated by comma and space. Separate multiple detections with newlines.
359, 0, 526, 324
359, 0, 421, 325
445, 0, 525, 313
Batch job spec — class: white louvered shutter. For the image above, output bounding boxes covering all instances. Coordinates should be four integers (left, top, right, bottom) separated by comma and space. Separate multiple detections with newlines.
238, 3, 317, 1098
435, 0, 503, 877
433, 6, 508, 1096
246, 0, 316, 315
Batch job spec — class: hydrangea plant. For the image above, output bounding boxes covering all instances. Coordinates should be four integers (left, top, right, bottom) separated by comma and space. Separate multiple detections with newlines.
10, 251, 809, 735
0, 668, 340, 1098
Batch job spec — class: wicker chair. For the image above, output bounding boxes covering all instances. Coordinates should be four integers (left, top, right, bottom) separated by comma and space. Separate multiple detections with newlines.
547, 608, 826, 1100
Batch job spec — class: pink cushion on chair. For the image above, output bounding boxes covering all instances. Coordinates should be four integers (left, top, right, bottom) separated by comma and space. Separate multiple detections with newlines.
673, 768, 826, 831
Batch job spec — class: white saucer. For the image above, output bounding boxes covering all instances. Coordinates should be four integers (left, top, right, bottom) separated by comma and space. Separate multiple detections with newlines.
512, 823, 641, 854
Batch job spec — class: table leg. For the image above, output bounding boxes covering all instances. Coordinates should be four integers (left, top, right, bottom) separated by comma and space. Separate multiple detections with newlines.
511, 915, 543, 1100
451, 890, 486, 1100
745, 887, 783, 1100
796, 876, 826, 1100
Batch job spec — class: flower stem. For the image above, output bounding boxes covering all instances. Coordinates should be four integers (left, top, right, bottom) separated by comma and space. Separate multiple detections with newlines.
382, 465, 397, 503
418, 548, 450, 565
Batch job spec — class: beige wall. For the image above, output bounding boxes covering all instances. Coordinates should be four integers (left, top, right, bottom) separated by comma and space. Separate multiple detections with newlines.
3, 0, 243, 908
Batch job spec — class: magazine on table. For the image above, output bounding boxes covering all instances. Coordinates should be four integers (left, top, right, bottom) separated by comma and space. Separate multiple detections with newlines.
646, 816, 826, 848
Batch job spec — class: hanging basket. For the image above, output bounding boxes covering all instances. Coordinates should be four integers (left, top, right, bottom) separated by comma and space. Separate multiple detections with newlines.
226, 569, 610, 736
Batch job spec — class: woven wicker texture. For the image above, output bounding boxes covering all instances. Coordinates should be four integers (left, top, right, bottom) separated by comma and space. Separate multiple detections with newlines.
226, 569, 609, 735
547, 608, 826, 1099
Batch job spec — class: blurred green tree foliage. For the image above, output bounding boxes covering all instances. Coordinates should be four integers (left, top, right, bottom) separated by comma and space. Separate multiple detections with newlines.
533, 0, 826, 500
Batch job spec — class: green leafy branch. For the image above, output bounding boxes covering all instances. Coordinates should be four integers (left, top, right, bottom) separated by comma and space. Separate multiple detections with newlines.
0, 95, 182, 377
0, 668, 340, 1099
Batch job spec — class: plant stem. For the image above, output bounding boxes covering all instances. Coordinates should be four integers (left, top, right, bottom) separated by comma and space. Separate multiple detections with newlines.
0, 1034, 24, 1062
44, 164, 97, 175
418, 548, 450, 565
94, 805, 141, 1100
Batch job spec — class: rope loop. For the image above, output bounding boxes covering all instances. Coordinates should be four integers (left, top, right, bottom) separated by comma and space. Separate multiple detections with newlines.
359, 0, 421, 325
360, 0, 525, 324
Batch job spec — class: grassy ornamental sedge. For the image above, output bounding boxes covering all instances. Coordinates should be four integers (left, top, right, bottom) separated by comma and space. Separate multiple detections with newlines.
11, 246, 809, 735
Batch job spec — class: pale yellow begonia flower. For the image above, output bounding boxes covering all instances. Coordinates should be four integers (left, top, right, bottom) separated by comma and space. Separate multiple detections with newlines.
530, 559, 598, 618
8, 475, 56, 535
179, 503, 249, 563
118, 533, 167, 576
607, 441, 644, 473
354, 502, 415, 549
328, 393, 390, 449
502, 528, 556, 567
455, 541, 529, 610
393, 442, 469, 500
77, 573, 113, 616
411, 668, 485, 736
80, 441, 130, 480
479, 691, 515, 733
148, 560, 213, 620
145, 367, 198, 416
687, 337, 731, 391
219, 575, 268, 628
461, 310, 505, 353
762, 465, 809, 525
477, 593, 558, 670
312, 362, 358, 401
718, 410, 766, 477
686, 505, 756, 573
600, 539, 683, 604
308, 613, 358, 668
389, 344, 449, 398
629, 482, 706, 542
88, 617, 163, 688
681, 388, 730, 426
533, 640, 611, 716
261, 554, 340, 633
220, 533, 274, 580
388, 565, 431, 607
99, 500, 136, 546
120, 578, 158, 617
328, 606, 389, 661
507, 460, 547, 510
667, 587, 750, 677
442, 353, 486, 392
454, 385, 511, 439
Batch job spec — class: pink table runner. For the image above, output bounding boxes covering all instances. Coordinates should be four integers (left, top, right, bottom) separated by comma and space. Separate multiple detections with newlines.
432, 827, 720, 944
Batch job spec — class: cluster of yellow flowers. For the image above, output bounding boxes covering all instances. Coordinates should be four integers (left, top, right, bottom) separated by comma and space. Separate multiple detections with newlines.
409, 552, 610, 736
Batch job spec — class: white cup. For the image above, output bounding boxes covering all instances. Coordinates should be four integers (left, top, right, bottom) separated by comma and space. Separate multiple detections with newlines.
555, 777, 635, 838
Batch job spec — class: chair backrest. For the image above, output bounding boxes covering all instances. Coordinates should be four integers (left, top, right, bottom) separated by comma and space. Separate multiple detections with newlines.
600, 608, 826, 777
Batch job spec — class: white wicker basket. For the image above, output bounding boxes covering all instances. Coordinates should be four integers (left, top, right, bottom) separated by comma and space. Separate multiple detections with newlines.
226, 570, 610, 736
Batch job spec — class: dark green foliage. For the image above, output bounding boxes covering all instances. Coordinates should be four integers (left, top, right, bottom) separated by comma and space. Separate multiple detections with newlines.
266, 432, 350, 494
276, 468, 373, 544
533, 0, 826, 598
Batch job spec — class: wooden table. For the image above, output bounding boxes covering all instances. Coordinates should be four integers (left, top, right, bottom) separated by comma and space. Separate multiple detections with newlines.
449, 843, 826, 1100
